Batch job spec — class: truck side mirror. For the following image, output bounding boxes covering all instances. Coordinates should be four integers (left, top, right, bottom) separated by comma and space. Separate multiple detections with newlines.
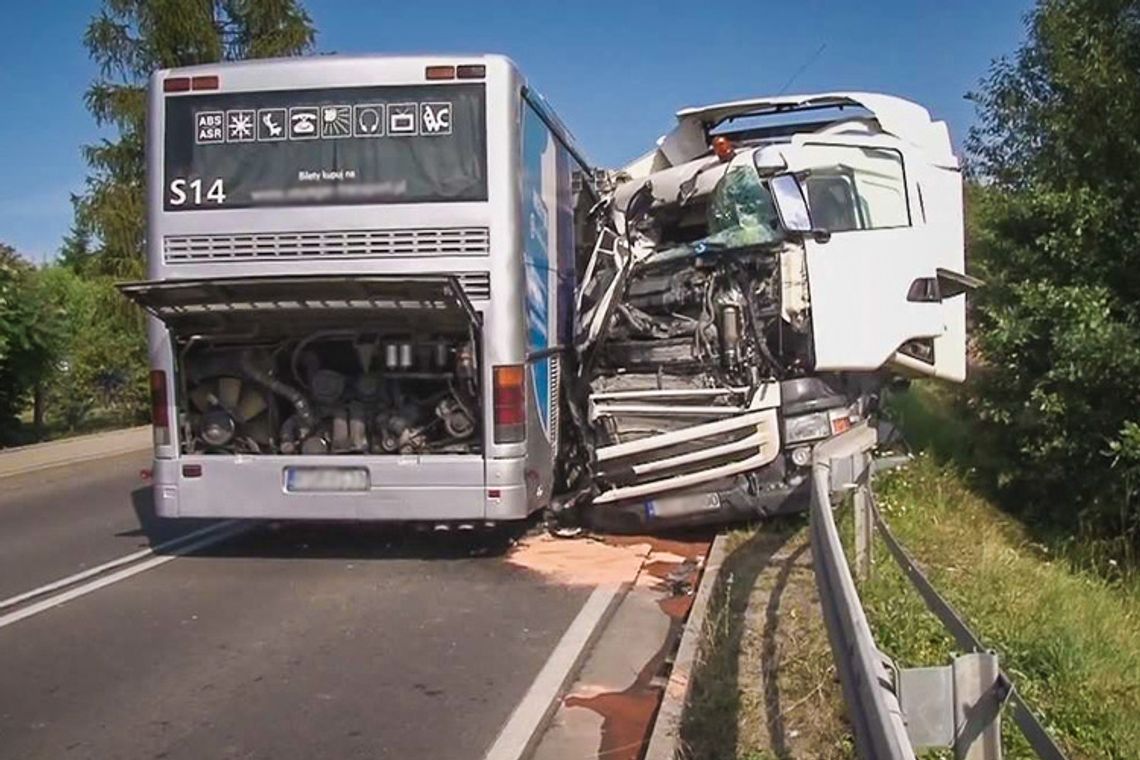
769, 174, 812, 233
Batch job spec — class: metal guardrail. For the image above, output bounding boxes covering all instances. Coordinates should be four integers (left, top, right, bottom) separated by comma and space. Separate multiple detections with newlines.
811, 424, 916, 760
810, 423, 1071, 760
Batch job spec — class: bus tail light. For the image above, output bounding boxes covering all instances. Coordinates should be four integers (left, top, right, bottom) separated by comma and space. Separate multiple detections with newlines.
150, 370, 171, 446
493, 365, 525, 443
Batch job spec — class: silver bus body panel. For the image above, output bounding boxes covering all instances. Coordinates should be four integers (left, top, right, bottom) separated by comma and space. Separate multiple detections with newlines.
143, 54, 575, 521
152, 454, 530, 521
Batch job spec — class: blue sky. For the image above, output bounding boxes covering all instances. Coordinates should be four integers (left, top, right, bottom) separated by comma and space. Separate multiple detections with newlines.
0, 0, 1033, 262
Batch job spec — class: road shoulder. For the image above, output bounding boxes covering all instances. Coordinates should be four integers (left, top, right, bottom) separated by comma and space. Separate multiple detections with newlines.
0, 426, 150, 479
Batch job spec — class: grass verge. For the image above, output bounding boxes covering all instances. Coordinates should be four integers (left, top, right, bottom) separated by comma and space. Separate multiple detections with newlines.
859, 386, 1140, 759
681, 520, 852, 759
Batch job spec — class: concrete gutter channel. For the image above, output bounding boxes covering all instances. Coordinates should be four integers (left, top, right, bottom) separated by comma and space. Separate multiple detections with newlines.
641, 534, 728, 760
0, 426, 151, 479
525, 533, 729, 760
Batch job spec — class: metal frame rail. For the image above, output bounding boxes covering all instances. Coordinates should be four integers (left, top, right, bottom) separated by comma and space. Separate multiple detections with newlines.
811, 422, 1071, 760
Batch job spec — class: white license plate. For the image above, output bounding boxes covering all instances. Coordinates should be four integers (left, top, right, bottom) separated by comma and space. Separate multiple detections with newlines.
285, 467, 370, 492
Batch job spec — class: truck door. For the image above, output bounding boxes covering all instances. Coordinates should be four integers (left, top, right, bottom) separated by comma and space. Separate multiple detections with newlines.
790, 139, 948, 373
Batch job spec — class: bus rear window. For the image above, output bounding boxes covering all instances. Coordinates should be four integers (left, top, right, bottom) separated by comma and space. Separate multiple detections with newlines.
162, 83, 487, 211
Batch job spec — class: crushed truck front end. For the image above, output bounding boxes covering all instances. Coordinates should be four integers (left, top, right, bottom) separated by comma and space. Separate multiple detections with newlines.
559, 92, 970, 531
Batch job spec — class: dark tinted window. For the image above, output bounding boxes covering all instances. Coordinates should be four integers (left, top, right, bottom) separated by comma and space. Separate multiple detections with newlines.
163, 83, 487, 211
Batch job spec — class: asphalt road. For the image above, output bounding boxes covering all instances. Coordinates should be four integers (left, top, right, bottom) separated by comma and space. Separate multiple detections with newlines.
0, 450, 212, 601
0, 456, 590, 760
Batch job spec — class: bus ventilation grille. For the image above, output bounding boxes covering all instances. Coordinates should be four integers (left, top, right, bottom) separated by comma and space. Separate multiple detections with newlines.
455, 271, 491, 301
163, 227, 491, 263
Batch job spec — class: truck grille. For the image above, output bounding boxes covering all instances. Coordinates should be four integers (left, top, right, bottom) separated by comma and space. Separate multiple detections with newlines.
163, 227, 491, 263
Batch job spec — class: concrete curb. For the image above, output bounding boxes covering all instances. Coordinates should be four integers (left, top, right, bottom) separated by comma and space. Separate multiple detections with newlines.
0, 426, 151, 479
483, 582, 628, 760
643, 533, 730, 760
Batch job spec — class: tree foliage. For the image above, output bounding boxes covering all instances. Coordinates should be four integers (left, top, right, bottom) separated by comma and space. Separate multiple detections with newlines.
966, 0, 1140, 542
0, 246, 61, 440
75, 0, 316, 277
37, 267, 150, 430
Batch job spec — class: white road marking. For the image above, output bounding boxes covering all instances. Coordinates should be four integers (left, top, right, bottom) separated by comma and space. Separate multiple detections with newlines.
0, 521, 250, 630
482, 583, 625, 760
0, 519, 241, 612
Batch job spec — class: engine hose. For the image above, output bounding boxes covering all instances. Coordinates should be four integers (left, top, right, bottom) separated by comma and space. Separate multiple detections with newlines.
240, 351, 317, 431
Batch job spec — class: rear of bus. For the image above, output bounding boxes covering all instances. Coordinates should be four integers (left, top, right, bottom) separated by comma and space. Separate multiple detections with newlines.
123, 55, 536, 523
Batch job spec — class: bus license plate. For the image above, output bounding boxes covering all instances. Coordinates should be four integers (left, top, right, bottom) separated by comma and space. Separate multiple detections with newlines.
285, 467, 370, 493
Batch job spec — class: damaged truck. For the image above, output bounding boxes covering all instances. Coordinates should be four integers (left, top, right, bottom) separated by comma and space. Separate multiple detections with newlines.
560, 91, 973, 531
122, 52, 969, 532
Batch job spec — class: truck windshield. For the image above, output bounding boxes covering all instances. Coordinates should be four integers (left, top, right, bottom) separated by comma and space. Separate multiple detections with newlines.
163, 83, 487, 211
704, 162, 783, 247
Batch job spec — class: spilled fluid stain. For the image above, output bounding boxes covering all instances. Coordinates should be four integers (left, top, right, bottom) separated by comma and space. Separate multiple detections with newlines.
657, 592, 695, 621
603, 533, 713, 562
564, 623, 676, 760
562, 534, 711, 760
643, 560, 680, 580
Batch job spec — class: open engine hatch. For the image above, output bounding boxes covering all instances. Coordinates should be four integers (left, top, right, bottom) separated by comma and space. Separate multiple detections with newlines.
119, 274, 480, 335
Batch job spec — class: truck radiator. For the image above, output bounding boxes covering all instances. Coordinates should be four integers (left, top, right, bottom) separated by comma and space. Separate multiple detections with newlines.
589, 384, 781, 505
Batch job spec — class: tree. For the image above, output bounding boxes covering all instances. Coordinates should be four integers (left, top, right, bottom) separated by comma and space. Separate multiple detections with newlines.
58, 222, 96, 275
75, 0, 316, 277
0, 245, 60, 441
966, 0, 1140, 544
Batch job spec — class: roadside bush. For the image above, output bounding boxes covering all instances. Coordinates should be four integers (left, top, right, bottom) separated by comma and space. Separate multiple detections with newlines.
36, 266, 148, 431
965, 0, 1140, 549
967, 187, 1140, 541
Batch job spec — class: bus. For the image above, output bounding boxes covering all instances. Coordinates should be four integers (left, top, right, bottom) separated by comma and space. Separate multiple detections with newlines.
121, 54, 594, 524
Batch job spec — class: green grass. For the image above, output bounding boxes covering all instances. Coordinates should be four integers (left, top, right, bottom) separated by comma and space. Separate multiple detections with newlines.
857, 385, 1140, 759
682, 521, 853, 759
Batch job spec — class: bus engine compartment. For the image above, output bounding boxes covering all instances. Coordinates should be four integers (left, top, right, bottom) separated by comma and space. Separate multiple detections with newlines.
177, 330, 481, 457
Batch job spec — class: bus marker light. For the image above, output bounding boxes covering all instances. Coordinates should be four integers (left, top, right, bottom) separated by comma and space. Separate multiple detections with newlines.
182, 464, 203, 478
163, 77, 191, 93
457, 65, 486, 79
191, 75, 219, 91
487, 489, 501, 499
426, 65, 456, 80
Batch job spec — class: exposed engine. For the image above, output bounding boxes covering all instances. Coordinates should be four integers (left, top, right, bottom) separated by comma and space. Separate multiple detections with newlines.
179, 331, 480, 456
556, 156, 868, 530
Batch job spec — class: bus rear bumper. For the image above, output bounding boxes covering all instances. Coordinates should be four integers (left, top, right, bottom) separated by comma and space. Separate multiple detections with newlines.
151, 454, 532, 522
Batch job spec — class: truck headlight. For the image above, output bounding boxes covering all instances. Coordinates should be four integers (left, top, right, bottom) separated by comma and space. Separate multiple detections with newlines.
783, 411, 831, 445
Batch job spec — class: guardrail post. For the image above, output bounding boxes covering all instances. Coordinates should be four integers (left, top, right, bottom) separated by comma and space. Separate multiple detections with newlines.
953, 652, 1003, 760
853, 481, 873, 581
